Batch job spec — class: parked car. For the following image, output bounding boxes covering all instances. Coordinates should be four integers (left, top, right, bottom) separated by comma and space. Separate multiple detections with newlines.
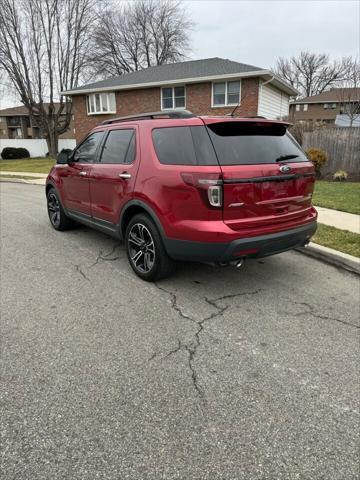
46, 110, 317, 281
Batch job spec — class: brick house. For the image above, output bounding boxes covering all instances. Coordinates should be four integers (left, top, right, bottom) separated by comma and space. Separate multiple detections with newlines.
0, 104, 75, 140
63, 57, 298, 143
289, 88, 360, 125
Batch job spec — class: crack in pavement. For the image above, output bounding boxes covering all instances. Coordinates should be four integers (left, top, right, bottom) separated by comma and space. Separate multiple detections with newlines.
293, 301, 360, 330
153, 284, 261, 399
74, 264, 90, 282
74, 244, 123, 282
154, 284, 196, 323
90, 244, 122, 268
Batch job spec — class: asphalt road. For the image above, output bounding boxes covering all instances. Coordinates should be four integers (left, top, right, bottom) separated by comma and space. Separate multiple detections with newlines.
1, 182, 359, 480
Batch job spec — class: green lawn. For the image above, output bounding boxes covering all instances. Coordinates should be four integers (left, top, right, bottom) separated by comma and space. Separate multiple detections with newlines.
0, 157, 55, 174
313, 181, 360, 215
312, 223, 360, 258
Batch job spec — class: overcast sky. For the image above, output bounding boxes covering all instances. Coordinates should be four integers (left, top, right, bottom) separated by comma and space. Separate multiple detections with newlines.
185, 0, 359, 68
0, 0, 359, 108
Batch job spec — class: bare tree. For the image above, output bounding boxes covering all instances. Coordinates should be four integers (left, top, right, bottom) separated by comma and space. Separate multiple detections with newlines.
0, 0, 96, 157
336, 59, 360, 127
274, 51, 353, 98
89, 0, 193, 78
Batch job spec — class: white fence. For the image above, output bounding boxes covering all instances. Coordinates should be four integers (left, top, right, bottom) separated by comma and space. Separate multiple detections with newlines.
0, 139, 76, 158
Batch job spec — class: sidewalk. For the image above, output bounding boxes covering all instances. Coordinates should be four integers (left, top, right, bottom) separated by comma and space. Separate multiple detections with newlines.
0, 171, 48, 178
0, 171, 47, 185
315, 206, 360, 234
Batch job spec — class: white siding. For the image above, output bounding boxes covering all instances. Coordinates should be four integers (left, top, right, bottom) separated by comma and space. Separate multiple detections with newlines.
0, 139, 76, 157
257, 81, 290, 120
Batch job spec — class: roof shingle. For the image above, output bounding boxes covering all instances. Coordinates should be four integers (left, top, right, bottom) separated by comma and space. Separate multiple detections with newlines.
66, 57, 264, 93
292, 88, 360, 104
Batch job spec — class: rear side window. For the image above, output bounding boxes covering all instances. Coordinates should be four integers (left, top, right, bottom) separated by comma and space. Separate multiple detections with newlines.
206, 122, 308, 165
152, 126, 218, 166
100, 129, 135, 164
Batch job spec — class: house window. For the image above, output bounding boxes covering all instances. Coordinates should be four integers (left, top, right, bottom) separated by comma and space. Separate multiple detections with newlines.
15, 127, 23, 138
296, 104, 300, 111
161, 86, 185, 110
212, 81, 241, 106
86, 92, 116, 115
303, 104, 308, 111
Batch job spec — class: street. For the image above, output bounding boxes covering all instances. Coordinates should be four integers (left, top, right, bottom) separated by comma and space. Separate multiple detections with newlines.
1, 182, 359, 480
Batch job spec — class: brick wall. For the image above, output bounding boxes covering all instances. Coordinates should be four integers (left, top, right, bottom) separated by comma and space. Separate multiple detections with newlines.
289, 103, 341, 123
72, 78, 260, 142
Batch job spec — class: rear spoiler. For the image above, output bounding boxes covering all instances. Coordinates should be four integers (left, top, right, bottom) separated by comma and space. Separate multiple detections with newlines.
201, 117, 291, 127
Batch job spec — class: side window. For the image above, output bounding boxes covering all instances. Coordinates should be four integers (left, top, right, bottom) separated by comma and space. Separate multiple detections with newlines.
153, 127, 196, 165
100, 129, 135, 164
73, 131, 103, 163
152, 126, 218, 166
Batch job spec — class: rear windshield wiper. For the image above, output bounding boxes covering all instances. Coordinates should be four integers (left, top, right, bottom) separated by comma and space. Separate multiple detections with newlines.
275, 154, 299, 162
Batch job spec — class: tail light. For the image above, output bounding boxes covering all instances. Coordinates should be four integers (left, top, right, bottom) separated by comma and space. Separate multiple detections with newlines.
208, 185, 222, 207
181, 173, 223, 208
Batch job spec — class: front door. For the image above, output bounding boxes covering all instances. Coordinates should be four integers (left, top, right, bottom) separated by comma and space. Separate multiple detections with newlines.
60, 131, 104, 216
89, 126, 140, 225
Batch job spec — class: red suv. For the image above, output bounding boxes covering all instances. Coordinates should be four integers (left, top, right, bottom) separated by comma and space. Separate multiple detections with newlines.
46, 111, 317, 281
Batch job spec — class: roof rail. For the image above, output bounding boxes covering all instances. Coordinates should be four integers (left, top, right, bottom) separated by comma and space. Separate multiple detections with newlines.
241, 115, 267, 119
101, 110, 195, 125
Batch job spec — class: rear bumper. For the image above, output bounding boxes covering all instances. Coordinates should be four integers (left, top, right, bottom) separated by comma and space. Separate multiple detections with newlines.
164, 222, 317, 262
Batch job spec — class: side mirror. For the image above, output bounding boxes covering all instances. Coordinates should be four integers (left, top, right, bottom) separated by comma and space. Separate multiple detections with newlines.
57, 149, 73, 164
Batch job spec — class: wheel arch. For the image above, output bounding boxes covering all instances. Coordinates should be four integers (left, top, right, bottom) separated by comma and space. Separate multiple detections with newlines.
120, 200, 166, 240
45, 182, 55, 195
45, 181, 67, 213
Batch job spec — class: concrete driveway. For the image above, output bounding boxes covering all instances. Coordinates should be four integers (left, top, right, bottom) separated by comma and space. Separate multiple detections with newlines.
1, 183, 359, 480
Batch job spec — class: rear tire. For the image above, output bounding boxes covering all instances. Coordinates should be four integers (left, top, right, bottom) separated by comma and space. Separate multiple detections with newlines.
125, 213, 175, 281
47, 188, 74, 231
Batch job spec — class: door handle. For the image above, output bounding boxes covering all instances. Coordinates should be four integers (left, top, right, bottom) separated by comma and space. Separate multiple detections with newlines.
119, 173, 131, 179
79, 171, 87, 176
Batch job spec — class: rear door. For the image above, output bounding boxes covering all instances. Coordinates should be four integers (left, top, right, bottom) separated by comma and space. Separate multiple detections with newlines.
89, 126, 139, 225
205, 120, 315, 231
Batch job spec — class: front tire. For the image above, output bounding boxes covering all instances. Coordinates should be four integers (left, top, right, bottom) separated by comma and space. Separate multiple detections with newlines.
125, 213, 175, 281
47, 188, 74, 231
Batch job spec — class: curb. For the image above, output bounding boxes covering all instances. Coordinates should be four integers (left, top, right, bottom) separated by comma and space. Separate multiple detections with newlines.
296, 243, 360, 275
0, 178, 45, 186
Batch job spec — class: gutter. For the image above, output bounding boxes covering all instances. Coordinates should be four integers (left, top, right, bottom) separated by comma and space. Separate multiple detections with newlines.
61, 70, 298, 97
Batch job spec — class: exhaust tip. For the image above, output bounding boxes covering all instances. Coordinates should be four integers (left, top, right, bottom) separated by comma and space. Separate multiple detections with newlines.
229, 258, 245, 268
303, 238, 311, 247
236, 258, 245, 268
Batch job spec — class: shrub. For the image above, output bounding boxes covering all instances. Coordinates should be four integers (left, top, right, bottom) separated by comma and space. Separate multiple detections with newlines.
305, 148, 327, 178
333, 169, 348, 181
1, 147, 30, 160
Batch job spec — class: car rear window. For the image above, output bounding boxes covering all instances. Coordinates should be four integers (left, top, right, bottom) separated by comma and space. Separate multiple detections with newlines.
206, 122, 308, 165
152, 126, 218, 166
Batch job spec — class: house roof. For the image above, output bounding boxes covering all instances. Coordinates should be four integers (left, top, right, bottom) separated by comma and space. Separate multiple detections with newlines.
62, 57, 298, 96
0, 105, 30, 116
0, 103, 65, 116
291, 88, 360, 104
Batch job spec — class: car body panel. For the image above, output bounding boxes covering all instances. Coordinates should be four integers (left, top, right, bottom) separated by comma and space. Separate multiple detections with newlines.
53, 162, 93, 215
46, 114, 317, 263
89, 125, 141, 224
